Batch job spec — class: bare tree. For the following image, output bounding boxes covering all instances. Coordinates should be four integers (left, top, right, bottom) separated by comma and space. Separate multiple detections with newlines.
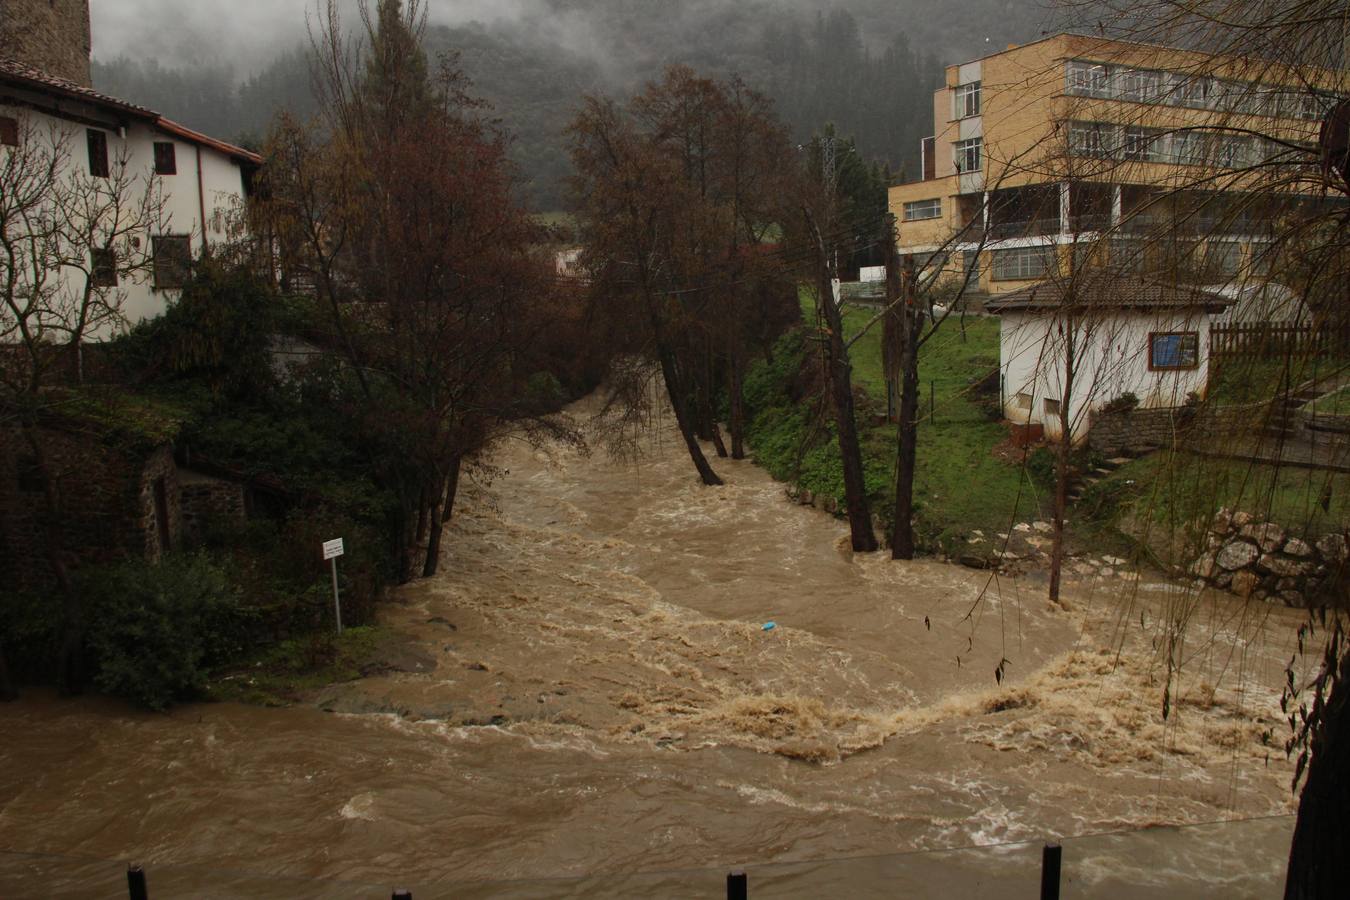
1, 114, 168, 694
1045, 5, 1350, 893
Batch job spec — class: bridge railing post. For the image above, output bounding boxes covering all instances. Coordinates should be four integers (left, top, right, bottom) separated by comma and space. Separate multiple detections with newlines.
1040, 842, 1062, 900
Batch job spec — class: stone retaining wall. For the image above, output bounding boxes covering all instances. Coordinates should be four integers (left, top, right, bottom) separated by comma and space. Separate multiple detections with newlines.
0, 424, 179, 591
1190, 509, 1348, 607
1089, 402, 1267, 455
178, 472, 247, 542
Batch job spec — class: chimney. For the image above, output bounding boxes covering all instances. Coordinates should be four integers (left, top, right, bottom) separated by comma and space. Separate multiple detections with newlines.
1, 0, 94, 86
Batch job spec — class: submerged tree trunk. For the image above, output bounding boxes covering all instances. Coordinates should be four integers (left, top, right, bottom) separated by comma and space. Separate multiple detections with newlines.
1285, 647, 1350, 899
0, 647, 15, 701
805, 209, 876, 552
422, 453, 463, 579
657, 342, 723, 486
421, 475, 445, 579
441, 452, 463, 523
710, 421, 729, 458
415, 487, 430, 546
728, 349, 746, 460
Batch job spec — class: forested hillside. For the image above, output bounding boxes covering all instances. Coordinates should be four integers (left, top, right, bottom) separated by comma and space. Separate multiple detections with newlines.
92, 0, 1056, 209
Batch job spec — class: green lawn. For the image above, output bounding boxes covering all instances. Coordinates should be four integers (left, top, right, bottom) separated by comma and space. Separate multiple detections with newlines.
747, 291, 1045, 552
753, 290, 1346, 557
1308, 382, 1350, 417
1083, 452, 1348, 562
1210, 353, 1350, 406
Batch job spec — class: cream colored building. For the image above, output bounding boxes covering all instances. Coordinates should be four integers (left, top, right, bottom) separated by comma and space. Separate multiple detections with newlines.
888, 32, 1344, 300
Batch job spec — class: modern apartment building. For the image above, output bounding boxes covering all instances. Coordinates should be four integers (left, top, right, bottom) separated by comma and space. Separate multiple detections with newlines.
888, 32, 1345, 301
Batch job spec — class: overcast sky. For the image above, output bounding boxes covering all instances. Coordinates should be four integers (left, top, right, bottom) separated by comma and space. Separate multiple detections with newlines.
90, 1, 554, 73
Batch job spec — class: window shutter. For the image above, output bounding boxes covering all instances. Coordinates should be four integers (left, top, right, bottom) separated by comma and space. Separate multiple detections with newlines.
154, 142, 177, 175
87, 129, 109, 177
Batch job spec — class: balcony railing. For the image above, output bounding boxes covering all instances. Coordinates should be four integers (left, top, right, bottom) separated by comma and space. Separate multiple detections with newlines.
987, 218, 1061, 240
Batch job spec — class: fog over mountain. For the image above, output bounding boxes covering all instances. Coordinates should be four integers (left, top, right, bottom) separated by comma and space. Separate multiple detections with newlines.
94, 1, 1059, 75
91, 1, 1069, 208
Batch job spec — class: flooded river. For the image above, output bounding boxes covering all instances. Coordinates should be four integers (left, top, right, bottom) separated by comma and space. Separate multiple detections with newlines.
0, 399, 1309, 896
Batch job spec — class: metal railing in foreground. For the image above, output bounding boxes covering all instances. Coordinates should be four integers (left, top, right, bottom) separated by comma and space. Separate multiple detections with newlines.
0, 813, 1294, 898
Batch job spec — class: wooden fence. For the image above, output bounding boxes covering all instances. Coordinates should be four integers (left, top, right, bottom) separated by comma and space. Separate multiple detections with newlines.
1210, 322, 1350, 360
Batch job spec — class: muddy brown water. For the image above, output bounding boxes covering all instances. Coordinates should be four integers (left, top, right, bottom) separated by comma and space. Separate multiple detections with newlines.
0, 398, 1310, 896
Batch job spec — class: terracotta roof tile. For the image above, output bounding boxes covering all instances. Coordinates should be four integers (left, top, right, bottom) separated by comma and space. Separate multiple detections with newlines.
155, 118, 261, 166
0, 57, 260, 166
984, 272, 1234, 313
0, 56, 156, 118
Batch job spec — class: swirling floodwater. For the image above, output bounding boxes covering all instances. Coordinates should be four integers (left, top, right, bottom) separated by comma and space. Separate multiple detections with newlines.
0, 399, 1308, 897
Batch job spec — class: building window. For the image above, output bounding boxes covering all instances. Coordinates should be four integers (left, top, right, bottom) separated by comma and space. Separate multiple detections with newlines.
1065, 58, 1332, 122
152, 235, 192, 289
1118, 69, 1162, 103
1110, 238, 1146, 274
90, 248, 118, 287
918, 251, 948, 276
962, 249, 980, 282
1066, 61, 1112, 97
1016, 392, 1033, 410
1176, 75, 1213, 109
153, 141, 177, 175
1069, 122, 1116, 158
1044, 398, 1062, 416
903, 198, 941, 221
1171, 131, 1210, 166
1216, 135, 1254, 168
954, 138, 982, 174
0, 116, 17, 147
955, 81, 981, 118
87, 129, 109, 177
991, 245, 1055, 281
1206, 241, 1242, 277
1072, 240, 1105, 271
1122, 126, 1160, 162
1149, 332, 1200, 370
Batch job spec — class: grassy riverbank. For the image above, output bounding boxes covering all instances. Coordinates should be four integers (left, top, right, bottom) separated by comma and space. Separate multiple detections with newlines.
744, 294, 1050, 554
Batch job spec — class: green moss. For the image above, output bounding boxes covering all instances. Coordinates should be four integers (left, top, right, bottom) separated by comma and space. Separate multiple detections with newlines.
43, 386, 195, 449
206, 626, 390, 706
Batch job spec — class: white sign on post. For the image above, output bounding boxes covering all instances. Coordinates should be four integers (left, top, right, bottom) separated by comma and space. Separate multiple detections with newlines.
323, 538, 345, 633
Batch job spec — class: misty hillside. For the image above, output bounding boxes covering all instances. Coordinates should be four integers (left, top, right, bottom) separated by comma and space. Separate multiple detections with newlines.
92, 0, 1061, 209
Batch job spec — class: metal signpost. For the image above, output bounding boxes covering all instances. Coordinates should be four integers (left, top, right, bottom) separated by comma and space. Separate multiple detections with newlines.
322, 537, 345, 634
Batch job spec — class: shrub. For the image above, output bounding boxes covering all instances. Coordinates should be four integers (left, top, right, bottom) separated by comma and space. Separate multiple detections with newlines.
81, 554, 256, 710
1101, 392, 1140, 414
0, 590, 63, 684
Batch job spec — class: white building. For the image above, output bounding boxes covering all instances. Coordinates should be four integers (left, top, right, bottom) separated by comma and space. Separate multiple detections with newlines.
987, 273, 1232, 444
0, 57, 260, 332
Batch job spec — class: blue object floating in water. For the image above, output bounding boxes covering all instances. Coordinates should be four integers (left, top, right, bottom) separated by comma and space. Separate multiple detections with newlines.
762, 621, 776, 631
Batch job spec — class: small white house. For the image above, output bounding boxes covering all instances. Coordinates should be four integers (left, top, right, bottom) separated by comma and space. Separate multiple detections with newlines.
0, 57, 260, 335
986, 273, 1232, 444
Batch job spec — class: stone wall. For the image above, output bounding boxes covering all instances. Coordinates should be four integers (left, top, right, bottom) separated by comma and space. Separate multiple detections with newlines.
1089, 401, 1267, 456
0, 423, 178, 591
178, 470, 247, 542
136, 446, 181, 562
1088, 406, 1186, 455
1, 0, 92, 86
1190, 509, 1349, 608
